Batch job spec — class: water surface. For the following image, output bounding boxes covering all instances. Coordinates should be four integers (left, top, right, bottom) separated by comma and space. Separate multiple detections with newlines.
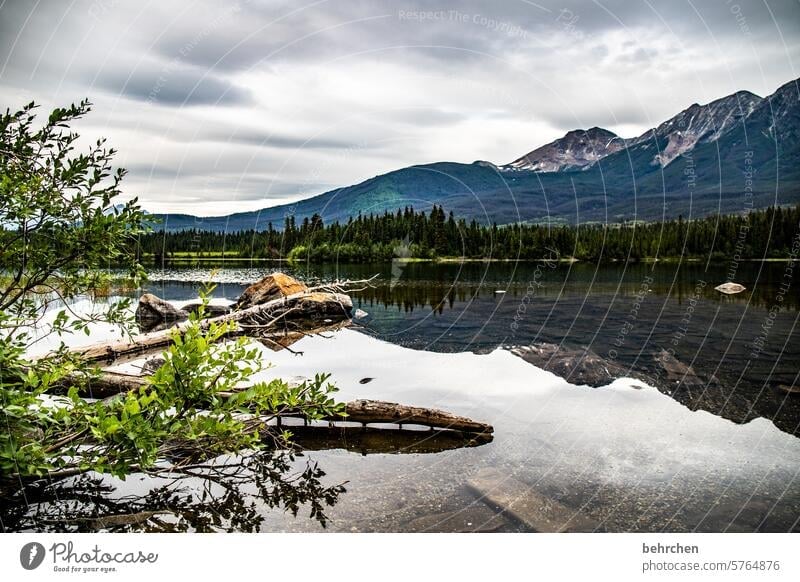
7, 261, 799, 532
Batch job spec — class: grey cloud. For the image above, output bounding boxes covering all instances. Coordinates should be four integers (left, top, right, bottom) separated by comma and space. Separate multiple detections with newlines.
614, 46, 660, 65
94, 66, 250, 106
540, 105, 655, 135
196, 130, 358, 150
2, 0, 799, 215
385, 108, 469, 127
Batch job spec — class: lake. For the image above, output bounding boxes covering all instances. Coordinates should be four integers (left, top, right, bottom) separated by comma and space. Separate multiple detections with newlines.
4, 261, 800, 532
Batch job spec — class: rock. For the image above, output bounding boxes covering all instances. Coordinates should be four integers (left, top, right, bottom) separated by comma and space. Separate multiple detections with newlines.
135, 293, 188, 324
715, 282, 746, 294
403, 505, 511, 533
353, 308, 371, 322
466, 468, 600, 532
510, 343, 629, 387
653, 349, 715, 390
235, 272, 308, 310
649, 350, 762, 425
283, 292, 353, 321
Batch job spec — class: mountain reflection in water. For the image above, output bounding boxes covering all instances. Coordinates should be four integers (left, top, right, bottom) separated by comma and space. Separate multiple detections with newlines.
145, 261, 800, 436
8, 261, 795, 533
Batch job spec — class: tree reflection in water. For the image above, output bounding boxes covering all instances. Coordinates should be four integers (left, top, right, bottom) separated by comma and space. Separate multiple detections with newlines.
0, 449, 346, 532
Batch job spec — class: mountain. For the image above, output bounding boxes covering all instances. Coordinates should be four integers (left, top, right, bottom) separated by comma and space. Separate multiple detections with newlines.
151, 78, 800, 231
503, 127, 624, 172
152, 161, 511, 232
628, 90, 763, 167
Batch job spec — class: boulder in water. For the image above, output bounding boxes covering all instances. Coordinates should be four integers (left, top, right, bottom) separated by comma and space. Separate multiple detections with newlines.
135, 293, 189, 325
235, 272, 308, 309
284, 292, 353, 321
714, 282, 746, 294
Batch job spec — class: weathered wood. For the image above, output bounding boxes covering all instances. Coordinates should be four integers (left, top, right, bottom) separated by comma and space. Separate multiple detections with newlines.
51, 370, 494, 433
56, 370, 149, 399
467, 468, 599, 532
51, 290, 353, 365
333, 399, 493, 433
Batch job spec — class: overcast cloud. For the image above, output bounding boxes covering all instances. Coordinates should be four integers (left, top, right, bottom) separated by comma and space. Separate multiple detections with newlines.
1, 0, 799, 215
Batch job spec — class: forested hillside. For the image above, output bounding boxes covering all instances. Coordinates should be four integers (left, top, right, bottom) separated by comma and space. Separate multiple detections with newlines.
137, 204, 800, 263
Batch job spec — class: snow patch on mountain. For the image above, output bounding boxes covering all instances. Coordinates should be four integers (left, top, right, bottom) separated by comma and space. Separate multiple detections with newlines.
503, 127, 624, 173
627, 90, 763, 167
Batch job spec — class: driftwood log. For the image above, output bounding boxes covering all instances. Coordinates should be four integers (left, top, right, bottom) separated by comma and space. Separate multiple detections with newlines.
54, 369, 492, 433
334, 399, 492, 433
58, 367, 493, 435
37, 273, 492, 443
53, 290, 353, 365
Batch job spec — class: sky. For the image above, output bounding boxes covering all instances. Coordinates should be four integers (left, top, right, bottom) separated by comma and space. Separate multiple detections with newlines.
1, 0, 799, 216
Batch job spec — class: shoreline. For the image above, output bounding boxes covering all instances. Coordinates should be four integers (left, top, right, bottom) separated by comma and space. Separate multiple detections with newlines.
139, 255, 800, 265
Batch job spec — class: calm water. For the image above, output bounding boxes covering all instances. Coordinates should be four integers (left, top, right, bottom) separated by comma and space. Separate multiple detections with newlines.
4, 261, 800, 532
145, 261, 800, 434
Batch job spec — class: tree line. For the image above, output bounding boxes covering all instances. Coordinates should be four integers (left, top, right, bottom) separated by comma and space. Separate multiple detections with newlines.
137, 204, 800, 262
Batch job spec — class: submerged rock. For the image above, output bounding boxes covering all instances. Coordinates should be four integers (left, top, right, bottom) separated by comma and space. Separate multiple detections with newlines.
467, 468, 600, 532
650, 349, 762, 425
510, 343, 629, 387
652, 349, 713, 390
235, 272, 308, 310
135, 293, 189, 325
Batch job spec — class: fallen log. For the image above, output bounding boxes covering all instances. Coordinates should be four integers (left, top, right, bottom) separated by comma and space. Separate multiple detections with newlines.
50, 371, 493, 433
52, 290, 353, 365
74, 370, 149, 398
332, 399, 493, 434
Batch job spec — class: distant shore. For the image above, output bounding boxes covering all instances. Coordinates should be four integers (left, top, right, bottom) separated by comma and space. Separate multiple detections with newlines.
139, 254, 800, 265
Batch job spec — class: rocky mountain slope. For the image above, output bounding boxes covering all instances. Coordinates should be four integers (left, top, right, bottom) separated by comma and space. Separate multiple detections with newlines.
152, 77, 800, 231
503, 127, 624, 172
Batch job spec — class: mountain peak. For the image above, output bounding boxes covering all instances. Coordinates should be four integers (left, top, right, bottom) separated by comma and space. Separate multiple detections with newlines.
746, 77, 800, 143
628, 88, 763, 167
503, 127, 623, 173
